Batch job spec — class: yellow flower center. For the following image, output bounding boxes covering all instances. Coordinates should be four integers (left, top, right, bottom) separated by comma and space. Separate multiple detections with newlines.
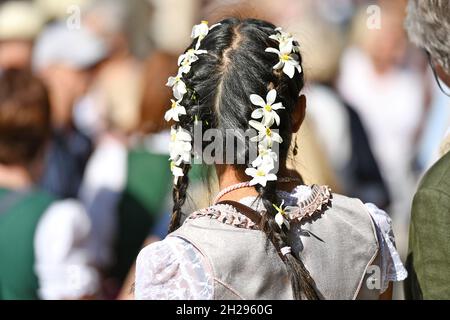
264, 104, 272, 112
170, 161, 176, 169
170, 133, 176, 142
266, 128, 272, 137
256, 169, 266, 177
171, 101, 177, 109
201, 20, 209, 25
281, 54, 290, 62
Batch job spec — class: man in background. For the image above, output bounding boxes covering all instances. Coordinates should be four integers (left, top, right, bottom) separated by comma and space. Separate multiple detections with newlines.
0, 1, 44, 71
0, 69, 98, 299
404, 0, 450, 299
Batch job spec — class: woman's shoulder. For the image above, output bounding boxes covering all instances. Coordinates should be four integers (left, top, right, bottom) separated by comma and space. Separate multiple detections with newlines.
135, 236, 213, 300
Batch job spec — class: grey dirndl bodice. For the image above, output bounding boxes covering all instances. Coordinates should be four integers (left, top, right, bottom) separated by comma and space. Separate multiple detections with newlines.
171, 185, 381, 300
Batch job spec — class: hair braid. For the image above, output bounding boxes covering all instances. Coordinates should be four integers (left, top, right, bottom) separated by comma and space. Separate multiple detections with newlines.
256, 182, 319, 300
168, 163, 191, 232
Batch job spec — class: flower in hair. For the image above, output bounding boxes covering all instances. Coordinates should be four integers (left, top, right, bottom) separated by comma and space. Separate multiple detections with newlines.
250, 89, 285, 126
178, 48, 207, 74
166, 72, 187, 100
251, 144, 278, 168
265, 46, 302, 79
191, 20, 221, 49
245, 163, 277, 187
269, 27, 294, 53
249, 120, 283, 148
273, 200, 288, 228
164, 99, 186, 122
170, 161, 184, 179
169, 126, 192, 164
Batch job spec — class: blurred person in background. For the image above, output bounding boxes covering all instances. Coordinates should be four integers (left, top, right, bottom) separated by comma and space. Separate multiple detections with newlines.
80, 51, 177, 298
0, 69, 98, 300
32, 22, 108, 199
337, 0, 426, 225
292, 14, 390, 208
0, 1, 44, 71
403, 0, 450, 300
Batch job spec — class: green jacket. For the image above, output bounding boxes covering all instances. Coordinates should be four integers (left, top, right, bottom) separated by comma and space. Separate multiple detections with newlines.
0, 188, 54, 300
405, 151, 450, 299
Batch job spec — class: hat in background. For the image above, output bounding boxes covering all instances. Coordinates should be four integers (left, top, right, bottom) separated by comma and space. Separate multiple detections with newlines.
0, 1, 45, 40
32, 22, 108, 72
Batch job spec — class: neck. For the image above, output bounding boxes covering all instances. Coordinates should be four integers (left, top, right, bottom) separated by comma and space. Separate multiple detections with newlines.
215, 164, 303, 202
0, 164, 33, 190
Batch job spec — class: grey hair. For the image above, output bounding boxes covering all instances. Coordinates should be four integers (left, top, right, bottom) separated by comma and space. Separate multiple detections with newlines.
405, 0, 450, 74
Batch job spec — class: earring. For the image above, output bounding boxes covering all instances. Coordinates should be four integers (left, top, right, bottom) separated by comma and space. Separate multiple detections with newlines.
293, 136, 298, 156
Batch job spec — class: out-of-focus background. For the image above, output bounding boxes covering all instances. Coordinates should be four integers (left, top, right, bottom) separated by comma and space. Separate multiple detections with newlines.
0, 0, 449, 300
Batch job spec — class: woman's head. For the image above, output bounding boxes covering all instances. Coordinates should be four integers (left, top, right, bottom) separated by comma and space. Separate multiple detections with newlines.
165, 18, 317, 300
176, 18, 304, 168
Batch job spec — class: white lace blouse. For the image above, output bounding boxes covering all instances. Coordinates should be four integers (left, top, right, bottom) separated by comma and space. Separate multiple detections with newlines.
135, 186, 407, 299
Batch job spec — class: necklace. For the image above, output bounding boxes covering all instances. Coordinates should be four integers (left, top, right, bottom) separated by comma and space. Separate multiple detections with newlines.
213, 177, 302, 205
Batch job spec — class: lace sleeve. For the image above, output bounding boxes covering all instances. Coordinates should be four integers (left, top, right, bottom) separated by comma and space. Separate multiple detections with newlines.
135, 236, 214, 300
365, 203, 408, 293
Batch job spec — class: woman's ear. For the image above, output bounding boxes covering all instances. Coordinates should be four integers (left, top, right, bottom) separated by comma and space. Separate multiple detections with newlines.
291, 94, 306, 133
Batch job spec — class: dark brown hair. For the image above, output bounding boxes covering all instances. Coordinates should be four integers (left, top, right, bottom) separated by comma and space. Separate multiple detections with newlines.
0, 69, 51, 165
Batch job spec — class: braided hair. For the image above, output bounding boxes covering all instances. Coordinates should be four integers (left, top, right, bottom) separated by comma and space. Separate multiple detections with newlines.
167, 18, 318, 300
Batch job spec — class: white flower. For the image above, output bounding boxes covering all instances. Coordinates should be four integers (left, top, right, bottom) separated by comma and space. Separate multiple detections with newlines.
245, 164, 277, 187
250, 89, 285, 126
249, 120, 283, 148
191, 20, 221, 39
170, 161, 184, 177
178, 48, 207, 74
265, 46, 302, 79
273, 200, 290, 229
191, 21, 221, 49
169, 126, 192, 164
252, 144, 278, 168
166, 73, 187, 100
191, 20, 210, 39
269, 27, 294, 53
164, 99, 186, 122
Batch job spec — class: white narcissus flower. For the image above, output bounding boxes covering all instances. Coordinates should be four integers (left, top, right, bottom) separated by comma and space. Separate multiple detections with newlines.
265, 46, 302, 79
251, 145, 278, 168
249, 120, 283, 148
273, 200, 290, 228
245, 164, 277, 187
191, 20, 210, 39
191, 21, 221, 49
178, 48, 207, 74
170, 161, 184, 177
269, 27, 294, 53
166, 73, 187, 100
250, 89, 285, 126
169, 126, 192, 164
164, 99, 186, 122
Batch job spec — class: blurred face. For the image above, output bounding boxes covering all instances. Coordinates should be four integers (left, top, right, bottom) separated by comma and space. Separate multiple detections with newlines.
365, 14, 407, 73
0, 40, 33, 70
39, 64, 89, 129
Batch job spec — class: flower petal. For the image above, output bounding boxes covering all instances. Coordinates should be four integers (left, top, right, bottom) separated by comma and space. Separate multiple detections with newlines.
271, 102, 284, 110
265, 47, 280, 55
283, 62, 295, 78
249, 120, 266, 132
251, 108, 264, 119
250, 94, 266, 108
266, 89, 277, 105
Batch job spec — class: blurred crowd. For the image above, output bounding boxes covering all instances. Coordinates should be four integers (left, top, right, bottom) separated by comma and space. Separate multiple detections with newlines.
0, 0, 448, 300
